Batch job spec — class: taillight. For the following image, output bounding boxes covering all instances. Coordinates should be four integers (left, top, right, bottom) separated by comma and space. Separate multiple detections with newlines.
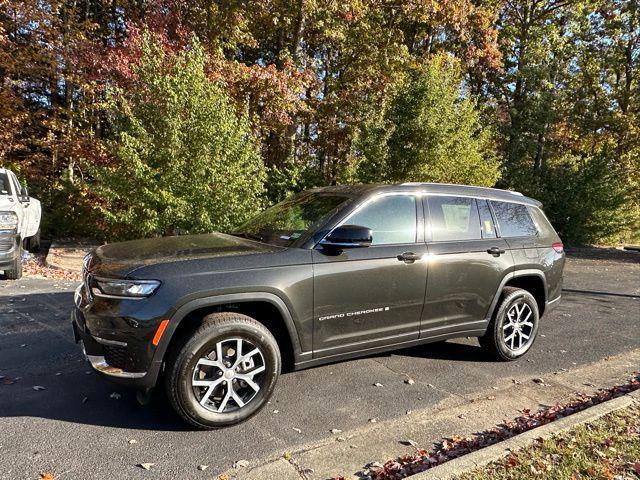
552, 242, 564, 253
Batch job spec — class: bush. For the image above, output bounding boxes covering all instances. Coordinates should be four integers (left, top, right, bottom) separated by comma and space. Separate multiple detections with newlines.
353, 54, 500, 187
533, 150, 639, 245
88, 32, 266, 240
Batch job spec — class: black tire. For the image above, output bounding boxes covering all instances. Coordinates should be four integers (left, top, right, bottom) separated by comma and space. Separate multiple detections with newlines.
165, 312, 281, 429
5, 243, 23, 280
479, 287, 540, 361
25, 229, 41, 253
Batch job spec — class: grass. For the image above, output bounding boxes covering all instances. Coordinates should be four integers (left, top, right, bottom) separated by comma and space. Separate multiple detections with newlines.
457, 404, 640, 480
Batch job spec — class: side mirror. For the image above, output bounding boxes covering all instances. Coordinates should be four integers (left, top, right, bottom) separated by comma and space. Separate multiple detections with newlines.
19, 186, 29, 202
320, 225, 373, 249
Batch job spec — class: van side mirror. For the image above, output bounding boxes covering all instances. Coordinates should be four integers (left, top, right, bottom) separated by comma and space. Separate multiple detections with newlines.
320, 225, 373, 249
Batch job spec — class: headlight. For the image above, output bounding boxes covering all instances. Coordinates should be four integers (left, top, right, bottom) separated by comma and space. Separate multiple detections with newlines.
92, 278, 161, 298
0, 212, 18, 230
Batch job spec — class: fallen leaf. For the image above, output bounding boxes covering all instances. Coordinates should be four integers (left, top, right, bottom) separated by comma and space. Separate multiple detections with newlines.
487, 395, 496, 400
330, 428, 342, 434
39, 473, 55, 480
138, 463, 154, 470
128, 439, 138, 444
369, 418, 377, 423
197, 465, 208, 471
32, 385, 46, 391
405, 378, 415, 385
293, 427, 302, 433
374, 382, 384, 387
234, 460, 249, 468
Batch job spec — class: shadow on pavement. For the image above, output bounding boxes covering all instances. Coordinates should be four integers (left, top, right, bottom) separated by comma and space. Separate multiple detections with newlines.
0, 290, 192, 432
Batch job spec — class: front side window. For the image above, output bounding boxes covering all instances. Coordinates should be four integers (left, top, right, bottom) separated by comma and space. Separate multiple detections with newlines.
491, 201, 538, 237
0, 173, 11, 195
235, 192, 351, 247
428, 196, 481, 241
346, 195, 417, 245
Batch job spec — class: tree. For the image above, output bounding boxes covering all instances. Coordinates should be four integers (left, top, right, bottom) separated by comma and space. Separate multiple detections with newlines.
88, 32, 266, 239
354, 54, 500, 187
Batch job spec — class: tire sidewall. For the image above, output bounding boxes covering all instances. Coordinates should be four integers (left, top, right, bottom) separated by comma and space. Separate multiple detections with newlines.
493, 290, 539, 360
172, 320, 280, 428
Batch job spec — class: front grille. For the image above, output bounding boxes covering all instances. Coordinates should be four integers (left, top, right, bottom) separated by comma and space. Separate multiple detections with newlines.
0, 236, 14, 253
103, 345, 128, 369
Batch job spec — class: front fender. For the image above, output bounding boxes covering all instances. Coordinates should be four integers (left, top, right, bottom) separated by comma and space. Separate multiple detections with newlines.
152, 292, 305, 370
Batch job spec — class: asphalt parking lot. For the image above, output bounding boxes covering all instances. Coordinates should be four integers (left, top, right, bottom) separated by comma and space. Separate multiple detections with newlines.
0, 249, 638, 479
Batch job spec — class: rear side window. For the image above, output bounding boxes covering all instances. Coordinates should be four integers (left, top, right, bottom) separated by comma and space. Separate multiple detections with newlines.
428, 196, 481, 241
347, 195, 417, 245
491, 201, 538, 237
477, 200, 497, 239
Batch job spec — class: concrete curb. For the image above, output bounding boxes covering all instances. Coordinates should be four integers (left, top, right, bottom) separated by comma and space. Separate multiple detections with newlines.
410, 388, 640, 480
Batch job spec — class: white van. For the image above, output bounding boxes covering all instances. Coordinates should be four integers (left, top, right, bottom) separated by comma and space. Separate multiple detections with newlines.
0, 168, 42, 279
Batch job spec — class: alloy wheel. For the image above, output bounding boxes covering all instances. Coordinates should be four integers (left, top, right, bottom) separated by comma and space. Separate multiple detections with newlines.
502, 302, 535, 351
191, 337, 266, 413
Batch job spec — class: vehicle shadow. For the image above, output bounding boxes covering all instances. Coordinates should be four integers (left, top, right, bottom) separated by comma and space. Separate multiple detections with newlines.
0, 289, 191, 431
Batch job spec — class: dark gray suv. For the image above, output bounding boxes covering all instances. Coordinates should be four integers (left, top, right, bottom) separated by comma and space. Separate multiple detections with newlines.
72, 183, 565, 428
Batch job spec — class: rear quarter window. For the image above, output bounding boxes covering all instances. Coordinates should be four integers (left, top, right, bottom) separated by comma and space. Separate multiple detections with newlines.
491, 201, 538, 237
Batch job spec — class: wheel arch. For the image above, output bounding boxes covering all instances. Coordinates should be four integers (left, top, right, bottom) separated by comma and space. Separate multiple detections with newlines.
486, 270, 548, 321
155, 292, 303, 373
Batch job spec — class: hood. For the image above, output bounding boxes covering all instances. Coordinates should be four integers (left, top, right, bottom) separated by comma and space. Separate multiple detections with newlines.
88, 232, 282, 278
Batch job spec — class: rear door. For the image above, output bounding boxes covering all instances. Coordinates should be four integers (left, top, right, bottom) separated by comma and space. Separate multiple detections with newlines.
420, 196, 513, 337
312, 193, 429, 357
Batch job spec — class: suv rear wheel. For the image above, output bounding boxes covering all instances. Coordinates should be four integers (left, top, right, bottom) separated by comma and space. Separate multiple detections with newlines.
479, 287, 540, 361
165, 312, 281, 429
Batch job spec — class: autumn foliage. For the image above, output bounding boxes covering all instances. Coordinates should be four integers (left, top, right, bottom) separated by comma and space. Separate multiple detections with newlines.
0, 0, 638, 242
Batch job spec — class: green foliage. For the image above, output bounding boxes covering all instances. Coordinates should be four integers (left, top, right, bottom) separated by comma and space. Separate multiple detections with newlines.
354, 54, 500, 187
533, 150, 640, 246
88, 32, 266, 239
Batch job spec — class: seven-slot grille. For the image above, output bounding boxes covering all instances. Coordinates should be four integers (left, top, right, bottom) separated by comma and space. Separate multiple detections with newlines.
0, 236, 14, 253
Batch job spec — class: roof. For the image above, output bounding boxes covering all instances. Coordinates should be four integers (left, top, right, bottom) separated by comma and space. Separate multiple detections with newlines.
308, 183, 541, 206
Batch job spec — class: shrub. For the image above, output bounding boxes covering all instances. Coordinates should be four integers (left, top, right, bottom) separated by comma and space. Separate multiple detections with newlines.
88, 32, 266, 240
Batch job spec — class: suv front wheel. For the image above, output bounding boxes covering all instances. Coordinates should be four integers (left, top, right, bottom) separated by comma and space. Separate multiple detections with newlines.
479, 287, 540, 361
165, 312, 281, 429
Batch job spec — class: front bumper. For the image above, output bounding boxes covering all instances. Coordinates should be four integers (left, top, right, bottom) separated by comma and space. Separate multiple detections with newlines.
71, 291, 164, 389
0, 232, 19, 267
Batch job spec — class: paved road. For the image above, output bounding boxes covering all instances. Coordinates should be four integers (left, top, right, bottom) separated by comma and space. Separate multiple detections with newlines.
0, 250, 638, 479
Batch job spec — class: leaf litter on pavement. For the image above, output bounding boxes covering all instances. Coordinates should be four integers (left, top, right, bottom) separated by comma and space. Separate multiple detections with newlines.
332, 373, 640, 480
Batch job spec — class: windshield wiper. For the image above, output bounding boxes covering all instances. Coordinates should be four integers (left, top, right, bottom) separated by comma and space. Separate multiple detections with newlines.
230, 232, 264, 242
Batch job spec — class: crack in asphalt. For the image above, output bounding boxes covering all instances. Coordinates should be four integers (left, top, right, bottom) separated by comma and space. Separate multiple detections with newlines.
370, 358, 468, 401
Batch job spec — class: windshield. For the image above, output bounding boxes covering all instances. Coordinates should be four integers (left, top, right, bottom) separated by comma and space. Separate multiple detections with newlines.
0, 173, 11, 195
233, 192, 351, 247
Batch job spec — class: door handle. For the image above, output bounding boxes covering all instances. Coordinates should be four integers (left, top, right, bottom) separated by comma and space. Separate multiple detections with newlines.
487, 247, 506, 256
397, 252, 422, 263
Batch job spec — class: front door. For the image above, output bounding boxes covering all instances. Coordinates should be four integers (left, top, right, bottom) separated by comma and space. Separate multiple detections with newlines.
312, 193, 429, 358
421, 196, 513, 337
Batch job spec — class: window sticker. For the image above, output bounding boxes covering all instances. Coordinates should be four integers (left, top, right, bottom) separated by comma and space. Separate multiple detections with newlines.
484, 220, 493, 234
441, 204, 471, 232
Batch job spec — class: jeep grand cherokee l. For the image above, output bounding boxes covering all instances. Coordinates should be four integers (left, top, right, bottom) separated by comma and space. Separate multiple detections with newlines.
72, 183, 565, 428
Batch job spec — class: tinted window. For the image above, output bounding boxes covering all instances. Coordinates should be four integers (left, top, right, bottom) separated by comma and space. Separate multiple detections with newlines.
347, 195, 417, 245
237, 192, 351, 247
477, 199, 497, 239
428, 196, 481, 241
491, 201, 538, 237
0, 173, 11, 195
